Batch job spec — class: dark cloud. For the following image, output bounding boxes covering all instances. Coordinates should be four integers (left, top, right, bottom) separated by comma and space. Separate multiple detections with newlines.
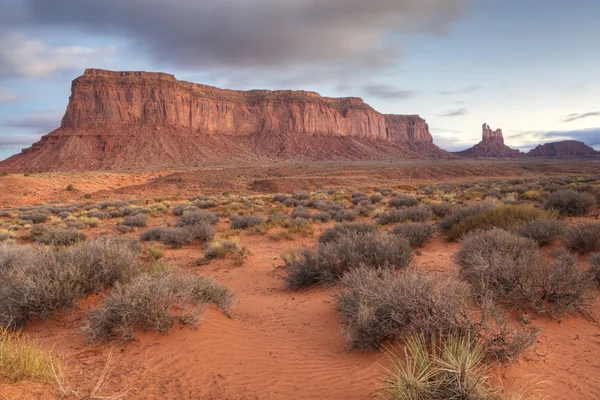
4, 0, 467, 82
363, 85, 417, 100
562, 111, 600, 123
439, 85, 480, 96
441, 108, 467, 117
543, 128, 600, 146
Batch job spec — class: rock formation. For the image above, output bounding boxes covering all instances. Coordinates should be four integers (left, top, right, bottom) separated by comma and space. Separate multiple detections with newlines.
528, 140, 598, 158
456, 123, 521, 158
0, 69, 447, 172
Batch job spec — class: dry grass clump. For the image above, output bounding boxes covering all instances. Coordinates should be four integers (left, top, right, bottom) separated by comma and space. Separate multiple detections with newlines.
35, 228, 86, 246
456, 229, 596, 315
83, 270, 234, 341
337, 268, 472, 350
543, 190, 596, 216
514, 218, 565, 246
0, 237, 141, 329
203, 238, 247, 263
0, 229, 14, 242
381, 334, 498, 400
283, 231, 412, 289
563, 222, 600, 254
392, 223, 434, 248
230, 214, 265, 229
388, 195, 419, 209
378, 206, 432, 225
0, 328, 54, 382
122, 214, 148, 227
441, 204, 551, 241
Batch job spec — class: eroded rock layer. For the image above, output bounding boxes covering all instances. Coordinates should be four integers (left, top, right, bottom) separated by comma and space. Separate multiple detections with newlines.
0, 69, 446, 171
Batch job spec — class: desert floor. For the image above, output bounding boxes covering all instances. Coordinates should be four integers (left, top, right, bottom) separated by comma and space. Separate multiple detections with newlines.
1, 159, 600, 399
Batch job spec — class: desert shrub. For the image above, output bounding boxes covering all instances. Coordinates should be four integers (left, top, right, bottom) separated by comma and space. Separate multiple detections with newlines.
117, 224, 134, 234
292, 191, 311, 200
429, 202, 452, 218
318, 222, 379, 244
392, 223, 434, 248
230, 214, 264, 229
282, 198, 299, 207
590, 253, 600, 282
0, 210, 12, 218
442, 204, 550, 241
272, 194, 288, 203
382, 334, 497, 400
337, 268, 472, 350
108, 210, 125, 218
370, 193, 384, 204
176, 210, 218, 226
438, 203, 493, 233
0, 328, 54, 382
514, 218, 565, 246
563, 222, 600, 254
172, 203, 193, 216
85, 211, 109, 220
140, 227, 166, 241
456, 229, 595, 315
147, 227, 190, 248
122, 214, 148, 227
35, 229, 86, 246
314, 200, 343, 212
267, 212, 290, 226
543, 190, 596, 216
329, 209, 358, 222
357, 203, 376, 216
284, 231, 412, 289
65, 220, 86, 229
83, 271, 234, 341
18, 210, 49, 224
291, 206, 312, 219
78, 216, 101, 227
378, 206, 432, 225
0, 230, 13, 242
312, 212, 331, 222
388, 195, 419, 209
0, 237, 141, 329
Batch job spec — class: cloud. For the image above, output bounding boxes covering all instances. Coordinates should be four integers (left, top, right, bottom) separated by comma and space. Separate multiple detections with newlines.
363, 85, 417, 100
505, 127, 600, 151
8, 0, 467, 83
0, 91, 20, 104
439, 85, 480, 96
562, 111, 600, 123
441, 108, 467, 117
3, 112, 61, 133
0, 133, 42, 148
0, 33, 116, 78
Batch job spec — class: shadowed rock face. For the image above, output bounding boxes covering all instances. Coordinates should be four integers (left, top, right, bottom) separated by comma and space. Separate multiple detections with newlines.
0, 69, 446, 172
528, 140, 598, 158
456, 123, 521, 158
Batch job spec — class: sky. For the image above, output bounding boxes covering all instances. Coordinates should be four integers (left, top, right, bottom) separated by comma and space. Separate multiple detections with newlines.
1, 0, 599, 160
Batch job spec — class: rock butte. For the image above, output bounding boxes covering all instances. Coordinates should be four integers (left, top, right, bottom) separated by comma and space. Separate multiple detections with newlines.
456, 123, 521, 158
0, 69, 448, 172
528, 140, 599, 158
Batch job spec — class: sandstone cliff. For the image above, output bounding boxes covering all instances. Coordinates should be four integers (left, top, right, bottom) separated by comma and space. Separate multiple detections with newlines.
528, 140, 598, 158
456, 123, 521, 158
0, 69, 446, 171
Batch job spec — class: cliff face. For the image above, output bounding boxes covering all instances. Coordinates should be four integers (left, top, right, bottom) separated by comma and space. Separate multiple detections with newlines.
0, 69, 446, 171
456, 123, 521, 158
528, 140, 598, 158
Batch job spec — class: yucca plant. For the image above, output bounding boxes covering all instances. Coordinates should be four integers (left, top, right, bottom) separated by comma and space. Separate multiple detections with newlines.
381, 333, 499, 400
